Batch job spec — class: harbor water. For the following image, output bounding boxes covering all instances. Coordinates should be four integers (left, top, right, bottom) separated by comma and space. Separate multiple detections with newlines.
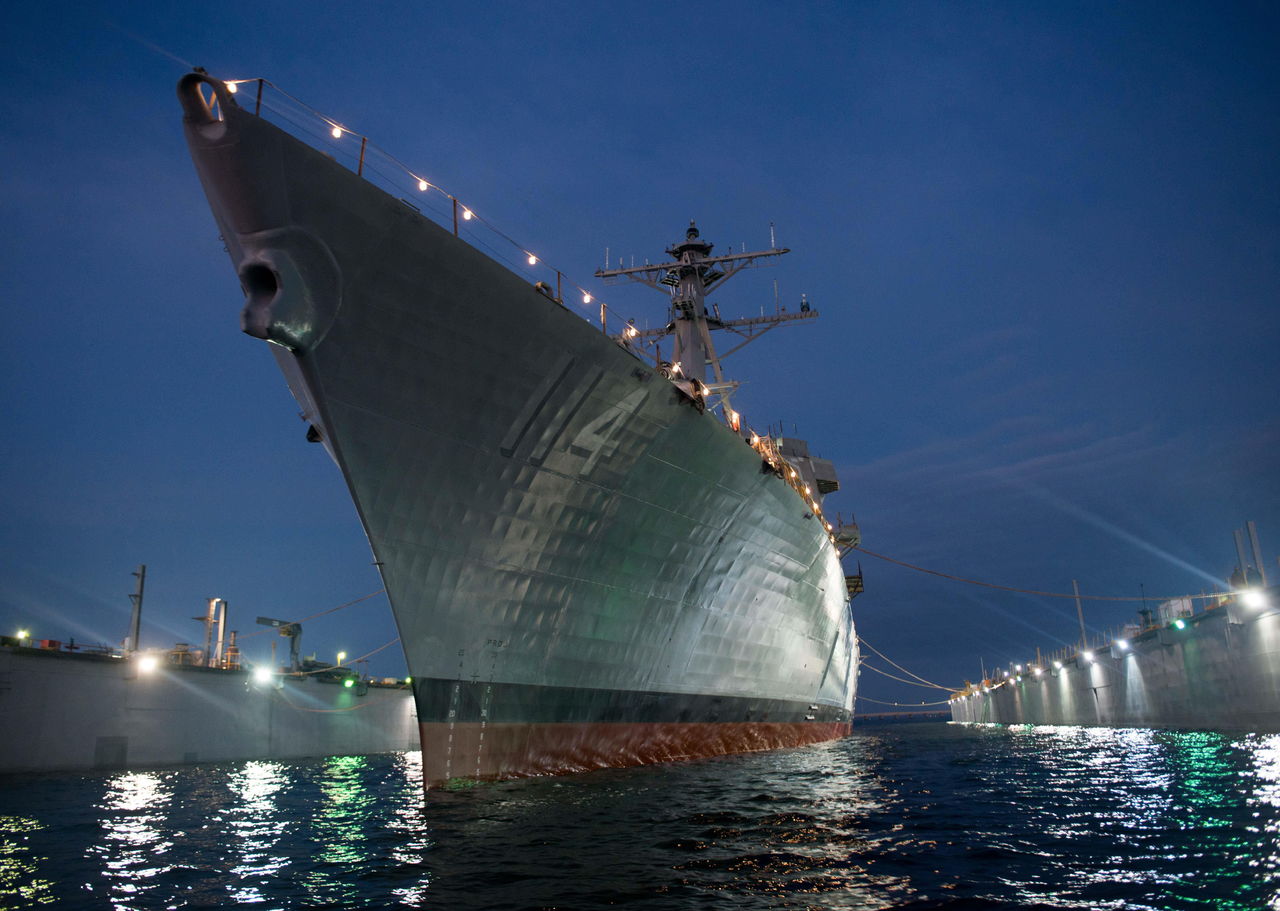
2, 722, 1278, 910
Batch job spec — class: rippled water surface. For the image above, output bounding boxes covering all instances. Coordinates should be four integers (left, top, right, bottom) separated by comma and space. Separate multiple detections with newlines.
3, 723, 1280, 909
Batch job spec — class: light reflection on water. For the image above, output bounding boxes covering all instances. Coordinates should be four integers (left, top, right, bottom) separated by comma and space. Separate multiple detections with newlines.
0, 816, 54, 907
91, 771, 174, 907
387, 750, 434, 905
222, 760, 289, 903
3, 727, 1280, 908
1247, 734, 1280, 909
301, 754, 374, 906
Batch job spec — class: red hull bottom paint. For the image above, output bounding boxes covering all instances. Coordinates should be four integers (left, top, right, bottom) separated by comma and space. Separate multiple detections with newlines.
419, 720, 853, 787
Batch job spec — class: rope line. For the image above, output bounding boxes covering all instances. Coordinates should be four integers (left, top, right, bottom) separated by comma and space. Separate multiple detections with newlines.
268, 637, 405, 710
859, 661, 953, 691
859, 636, 955, 690
353, 637, 401, 663
291, 636, 402, 678
850, 545, 1231, 603
239, 589, 387, 641
298, 589, 387, 623
856, 694, 954, 707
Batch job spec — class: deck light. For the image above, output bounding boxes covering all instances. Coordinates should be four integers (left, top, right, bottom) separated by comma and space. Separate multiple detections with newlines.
1115, 639, 1130, 651
330, 125, 342, 139
253, 666, 273, 684
1082, 650, 1094, 663
1244, 589, 1267, 609
583, 293, 592, 304
226, 81, 238, 94
1054, 660, 1063, 669
1015, 664, 1022, 672
138, 655, 159, 674
462, 208, 473, 220
336, 651, 347, 665
1034, 667, 1043, 677
527, 254, 537, 265
418, 179, 429, 191
16, 629, 29, 640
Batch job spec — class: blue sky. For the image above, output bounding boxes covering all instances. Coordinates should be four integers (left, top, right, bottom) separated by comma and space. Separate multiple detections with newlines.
2, 2, 1277, 705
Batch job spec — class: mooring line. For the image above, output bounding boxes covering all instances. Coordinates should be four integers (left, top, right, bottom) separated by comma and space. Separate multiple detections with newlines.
239, 589, 387, 641
849, 545, 1229, 602
856, 694, 954, 707
860, 661, 952, 691
858, 635, 955, 690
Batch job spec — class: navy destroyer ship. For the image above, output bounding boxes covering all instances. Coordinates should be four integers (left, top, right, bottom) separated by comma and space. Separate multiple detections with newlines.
179, 73, 859, 786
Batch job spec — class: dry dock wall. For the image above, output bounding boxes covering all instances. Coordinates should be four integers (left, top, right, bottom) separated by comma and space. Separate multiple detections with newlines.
951, 602, 1280, 732
0, 648, 418, 773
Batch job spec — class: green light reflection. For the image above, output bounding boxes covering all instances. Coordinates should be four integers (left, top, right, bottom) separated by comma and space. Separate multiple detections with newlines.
302, 755, 374, 905
0, 816, 54, 906
1161, 731, 1267, 910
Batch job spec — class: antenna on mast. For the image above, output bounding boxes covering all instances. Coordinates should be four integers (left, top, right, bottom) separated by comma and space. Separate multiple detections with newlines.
770, 222, 776, 249
594, 221, 816, 418
126, 565, 146, 654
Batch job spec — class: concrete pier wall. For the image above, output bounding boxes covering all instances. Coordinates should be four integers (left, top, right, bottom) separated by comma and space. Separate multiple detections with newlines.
0, 647, 418, 773
951, 602, 1280, 732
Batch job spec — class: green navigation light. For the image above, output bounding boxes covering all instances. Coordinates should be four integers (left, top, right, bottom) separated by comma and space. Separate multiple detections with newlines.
343, 678, 354, 688
1173, 618, 1187, 630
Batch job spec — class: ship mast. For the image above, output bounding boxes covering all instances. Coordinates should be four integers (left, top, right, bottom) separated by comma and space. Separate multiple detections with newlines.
596, 222, 816, 414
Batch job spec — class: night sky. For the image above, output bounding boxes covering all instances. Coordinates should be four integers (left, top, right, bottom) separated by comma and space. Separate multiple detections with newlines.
3, 2, 1277, 708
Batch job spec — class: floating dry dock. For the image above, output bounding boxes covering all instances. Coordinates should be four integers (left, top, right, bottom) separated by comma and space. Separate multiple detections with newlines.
950, 584, 1280, 732
0, 641, 416, 774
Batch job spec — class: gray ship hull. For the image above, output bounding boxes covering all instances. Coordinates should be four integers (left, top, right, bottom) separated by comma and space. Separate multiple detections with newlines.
951, 597, 1280, 731
180, 75, 856, 785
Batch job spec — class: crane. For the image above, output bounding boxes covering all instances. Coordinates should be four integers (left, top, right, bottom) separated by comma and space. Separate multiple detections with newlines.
255, 616, 301, 672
